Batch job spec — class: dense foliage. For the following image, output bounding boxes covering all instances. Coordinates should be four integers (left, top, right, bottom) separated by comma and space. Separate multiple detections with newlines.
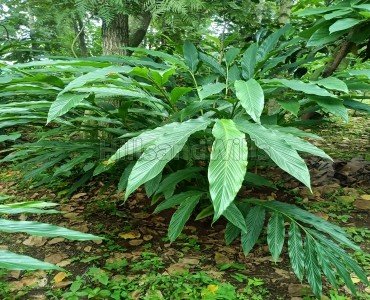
1, 0, 369, 298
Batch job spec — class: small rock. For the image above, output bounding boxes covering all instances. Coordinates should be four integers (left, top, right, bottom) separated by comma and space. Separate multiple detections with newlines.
143, 235, 153, 241
83, 246, 92, 252
44, 253, 68, 264
129, 239, 143, 246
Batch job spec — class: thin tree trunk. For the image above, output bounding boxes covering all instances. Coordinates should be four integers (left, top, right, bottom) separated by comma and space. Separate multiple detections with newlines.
129, 12, 152, 47
77, 16, 88, 56
102, 13, 129, 55
278, 0, 293, 25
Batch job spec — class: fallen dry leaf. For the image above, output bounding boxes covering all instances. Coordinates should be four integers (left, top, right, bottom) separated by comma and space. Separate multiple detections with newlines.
361, 194, 370, 201
53, 281, 73, 289
180, 257, 200, 265
129, 239, 143, 246
143, 235, 153, 241
214, 252, 231, 265
48, 238, 65, 245
84, 246, 92, 252
54, 272, 67, 283
71, 192, 87, 200
119, 231, 141, 239
167, 263, 188, 275
57, 259, 72, 267
23, 236, 46, 247
44, 253, 68, 264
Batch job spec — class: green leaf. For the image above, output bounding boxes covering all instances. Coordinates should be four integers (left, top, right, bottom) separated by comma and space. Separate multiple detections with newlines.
270, 129, 332, 160
267, 212, 285, 262
183, 41, 199, 73
235, 79, 264, 123
0, 133, 21, 142
305, 236, 322, 298
225, 222, 241, 245
329, 18, 362, 33
225, 47, 240, 65
155, 167, 202, 195
144, 172, 162, 197
324, 9, 352, 20
277, 99, 300, 116
208, 119, 248, 220
199, 52, 226, 76
154, 191, 203, 213
0, 219, 101, 240
241, 43, 257, 80
47, 93, 90, 123
256, 24, 291, 62
236, 121, 311, 190
195, 205, 214, 221
315, 77, 348, 93
222, 203, 247, 234
61, 65, 132, 93
348, 69, 370, 79
198, 83, 226, 101
241, 206, 265, 254
307, 27, 344, 47
313, 97, 349, 122
0, 201, 59, 214
288, 223, 304, 281
272, 79, 335, 97
168, 194, 200, 241
0, 250, 61, 270
109, 123, 178, 163
118, 163, 135, 192
170, 87, 193, 104
126, 117, 211, 199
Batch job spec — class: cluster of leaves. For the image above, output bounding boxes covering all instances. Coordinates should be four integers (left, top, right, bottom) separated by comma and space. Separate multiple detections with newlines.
0, 22, 369, 297
0, 195, 101, 270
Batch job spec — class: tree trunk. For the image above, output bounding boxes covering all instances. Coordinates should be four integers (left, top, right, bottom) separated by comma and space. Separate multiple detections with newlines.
278, 0, 293, 25
102, 13, 129, 55
77, 16, 88, 56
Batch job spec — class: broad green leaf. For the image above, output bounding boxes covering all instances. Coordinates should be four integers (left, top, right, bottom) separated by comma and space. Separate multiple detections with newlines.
316, 244, 338, 288
208, 119, 248, 220
47, 93, 90, 123
144, 172, 162, 197
118, 163, 135, 192
343, 99, 370, 113
241, 206, 265, 254
126, 117, 210, 199
249, 200, 360, 251
0, 219, 101, 240
61, 65, 132, 93
348, 69, 370, 79
316, 77, 348, 93
0, 201, 59, 214
288, 223, 304, 281
277, 99, 300, 116
154, 191, 203, 213
307, 27, 344, 47
296, 7, 339, 17
235, 79, 264, 123
225, 47, 240, 65
222, 203, 247, 234
324, 9, 352, 20
0, 133, 21, 142
225, 222, 241, 245
155, 167, 202, 195
256, 24, 291, 62
244, 172, 276, 189
267, 213, 285, 262
305, 236, 322, 298
329, 18, 362, 33
241, 43, 257, 80
272, 79, 335, 98
353, 4, 370, 11
267, 125, 322, 139
168, 194, 200, 241
195, 205, 214, 221
198, 83, 226, 101
183, 41, 199, 73
313, 97, 348, 122
270, 129, 332, 160
0, 250, 61, 270
109, 123, 178, 163
170, 87, 193, 104
199, 52, 226, 76
236, 121, 311, 190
